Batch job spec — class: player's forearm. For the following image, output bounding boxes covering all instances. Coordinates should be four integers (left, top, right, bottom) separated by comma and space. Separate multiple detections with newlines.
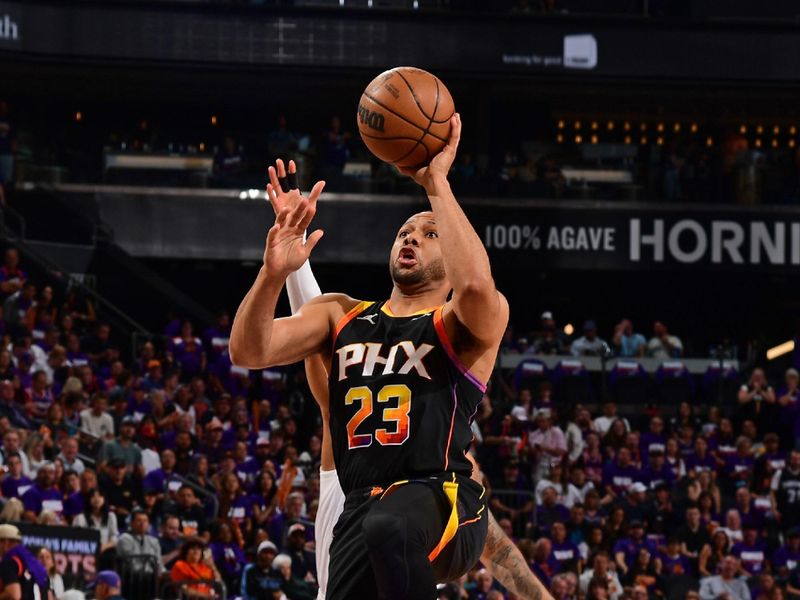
426, 175, 494, 294
230, 267, 286, 368
482, 513, 552, 600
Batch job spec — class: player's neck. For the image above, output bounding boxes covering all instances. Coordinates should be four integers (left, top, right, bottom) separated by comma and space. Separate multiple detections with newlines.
388, 283, 448, 316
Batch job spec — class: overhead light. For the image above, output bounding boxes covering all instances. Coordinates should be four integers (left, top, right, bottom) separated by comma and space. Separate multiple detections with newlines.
591, 134, 599, 144
791, 125, 797, 135
690, 123, 698, 133
767, 339, 795, 361
673, 123, 681, 133
238, 191, 248, 200
607, 121, 615, 131
755, 138, 763, 148
790, 139, 796, 148
756, 125, 764, 135
557, 120, 565, 129
591, 121, 599, 131
74, 111, 82, 122
772, 139, 779, 148
624, 135, 632, 145
211, 115, 218, 126
656, 136, 664, 146
706, 136, 713, 147
248, 189, 260, 199
657, 122, 665, 133
574, 121, 582, 130
623, 121, 631, 131
774, 125, 781, 135
556, 133, 564, 143
574, 134, 583, 144
564, 323, 574, 336
640, 123, 647, 132
739, 125, 747, 135
199, 142, 205, 152
640, 136, 648, 145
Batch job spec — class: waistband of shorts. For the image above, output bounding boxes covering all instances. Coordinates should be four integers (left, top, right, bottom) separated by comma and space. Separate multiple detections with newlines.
345, 471, 481, 500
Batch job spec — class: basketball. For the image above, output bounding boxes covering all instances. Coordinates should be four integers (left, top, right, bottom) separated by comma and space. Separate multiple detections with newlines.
357, 67, 455, 169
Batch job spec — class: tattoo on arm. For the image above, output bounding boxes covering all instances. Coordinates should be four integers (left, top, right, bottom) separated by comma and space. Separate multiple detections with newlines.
483, 512, 549, 600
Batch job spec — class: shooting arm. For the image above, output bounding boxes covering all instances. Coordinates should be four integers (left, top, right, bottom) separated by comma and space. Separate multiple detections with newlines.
426, 175, 508, 342
481, 511, 552, 600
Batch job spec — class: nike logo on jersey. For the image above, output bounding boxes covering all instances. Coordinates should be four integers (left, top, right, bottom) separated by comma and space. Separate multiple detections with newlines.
357, 314, 378, 325
337, 341, 434, 381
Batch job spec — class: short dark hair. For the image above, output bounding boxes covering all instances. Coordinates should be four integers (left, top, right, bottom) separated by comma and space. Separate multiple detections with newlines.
178, 538, 205, 562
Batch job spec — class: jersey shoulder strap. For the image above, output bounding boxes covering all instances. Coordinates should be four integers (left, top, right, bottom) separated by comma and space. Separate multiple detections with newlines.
332, 301, 375, 344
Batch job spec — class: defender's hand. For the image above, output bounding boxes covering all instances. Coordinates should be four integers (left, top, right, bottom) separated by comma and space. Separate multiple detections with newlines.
398, 113, 461, 193
263, 180, 324, 277
267, 158, 305, 215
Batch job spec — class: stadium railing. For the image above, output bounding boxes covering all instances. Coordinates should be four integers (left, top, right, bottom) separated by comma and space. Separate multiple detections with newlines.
116, 554, 160, 600
159, 578, 228, 600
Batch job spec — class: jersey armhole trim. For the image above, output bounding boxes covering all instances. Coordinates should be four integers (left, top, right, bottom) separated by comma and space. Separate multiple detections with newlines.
332, 301, 374, 346
433, 307, 488, 393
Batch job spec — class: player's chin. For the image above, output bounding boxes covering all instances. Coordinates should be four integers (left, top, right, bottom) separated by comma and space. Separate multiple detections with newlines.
390, 263, 425, 285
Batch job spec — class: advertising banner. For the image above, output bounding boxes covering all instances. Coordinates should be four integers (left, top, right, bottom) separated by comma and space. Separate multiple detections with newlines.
17, 523, 99, 586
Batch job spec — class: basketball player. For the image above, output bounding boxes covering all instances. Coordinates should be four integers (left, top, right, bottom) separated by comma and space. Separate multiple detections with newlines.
269, 158, 552, 600
231, 114, 510, 599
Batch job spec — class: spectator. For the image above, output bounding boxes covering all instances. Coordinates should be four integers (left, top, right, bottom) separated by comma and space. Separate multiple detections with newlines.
213, 136, 246, 186
699, 529, 731, 578
99, 457, 140, 524
772, 527, 800, 578
0, 451, 31, 499
719, 510, 744, 545
549, 521, 582, 574
613, 319, 646, 358
677, 505, 711, 570
613, 519, 657, 577
86, 570, 123, 600
320, 116, 351, 180
169, 537, 222, 600
775, 368, 799, 448
57, 437, 85, 476
284, 522, 315, 584
209, 521, 246, 594
21, 462, 63, 522
240, 540, 282, 600
4, 283, 36, 334
565, 464, 595, 508
534, 311, 568, 355
72, 488, 119, 556
660, 536, 693, 577
36, 547, 64, 600
646, 321, 683, 359
271, 552, 315, 600
536, 486, 570, 537
593, 403, 630, 437
0, 249, 25, 298
117, 509, 163, 575
602, 447, 640, 499
571, 321, 609, 357
160, 515, 183, 570
699, 556, 751, 600
579, 551, 622, 600
80, 394, 115, 440
738, 369, 776, 431
97, 416, 143, 476
169, 485, 210, 543
730, 525, 767, 578
771, 449, 800, 530
528, 408, 567, 482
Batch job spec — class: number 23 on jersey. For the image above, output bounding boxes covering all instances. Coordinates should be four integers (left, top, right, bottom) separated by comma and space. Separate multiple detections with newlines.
345, 384, 412, 449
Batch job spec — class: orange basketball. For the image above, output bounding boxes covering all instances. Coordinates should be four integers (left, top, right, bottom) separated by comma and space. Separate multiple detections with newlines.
357, 67, 455, 169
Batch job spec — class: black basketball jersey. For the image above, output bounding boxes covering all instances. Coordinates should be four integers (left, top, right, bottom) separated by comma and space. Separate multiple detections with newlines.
329, 300, 485, 495
775, 467, 800, 525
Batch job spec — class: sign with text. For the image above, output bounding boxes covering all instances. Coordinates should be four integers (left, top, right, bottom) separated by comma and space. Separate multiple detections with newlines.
17, 523, 99, 587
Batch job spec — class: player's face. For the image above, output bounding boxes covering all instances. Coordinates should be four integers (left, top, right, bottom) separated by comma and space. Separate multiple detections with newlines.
389, 212, 446, 286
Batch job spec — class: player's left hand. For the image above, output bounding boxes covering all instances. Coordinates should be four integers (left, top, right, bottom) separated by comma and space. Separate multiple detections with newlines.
267, 158, 316, 215
397, 113, 461, 193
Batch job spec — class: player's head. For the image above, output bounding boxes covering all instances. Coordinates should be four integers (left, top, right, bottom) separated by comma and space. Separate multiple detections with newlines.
389, 211, 448, 290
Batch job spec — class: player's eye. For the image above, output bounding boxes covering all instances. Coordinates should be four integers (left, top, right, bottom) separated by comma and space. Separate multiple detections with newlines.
398, 231, 408, 238
426, 231, 438, 238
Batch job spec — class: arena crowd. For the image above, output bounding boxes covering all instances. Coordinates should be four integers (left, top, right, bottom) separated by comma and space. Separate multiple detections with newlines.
0, 244, 798, 600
